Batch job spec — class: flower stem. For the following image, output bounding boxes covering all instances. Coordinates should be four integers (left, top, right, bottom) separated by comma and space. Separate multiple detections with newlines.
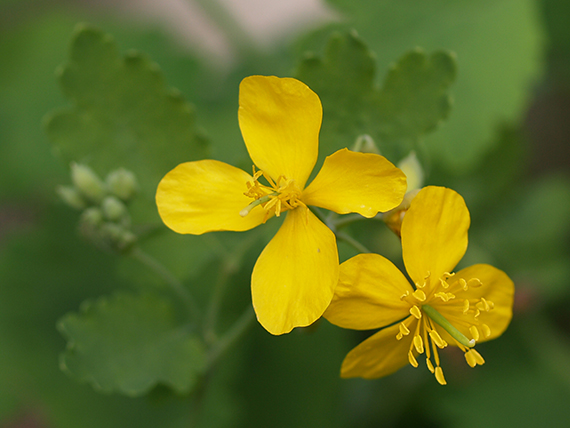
130, 247, 201, 320
207, 306, 256, 368
336, 230, 372, 254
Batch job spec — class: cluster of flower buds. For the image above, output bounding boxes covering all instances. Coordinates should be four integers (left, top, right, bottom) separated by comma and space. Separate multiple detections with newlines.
57, 163, 138, 253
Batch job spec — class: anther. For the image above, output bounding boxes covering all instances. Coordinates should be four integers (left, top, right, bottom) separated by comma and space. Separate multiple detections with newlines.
469, 325, 480, 342
435, 367, 447, 385
410, 305, 422, 319
412, 289, 426, 301
413, 335, 424, 354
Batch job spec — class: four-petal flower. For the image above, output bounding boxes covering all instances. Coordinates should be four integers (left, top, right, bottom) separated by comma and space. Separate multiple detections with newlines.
324, 186, 514, 384
156, 75, 407, 335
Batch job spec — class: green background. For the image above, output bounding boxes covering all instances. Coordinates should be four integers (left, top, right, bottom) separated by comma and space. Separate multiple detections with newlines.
1, 0, 569, 427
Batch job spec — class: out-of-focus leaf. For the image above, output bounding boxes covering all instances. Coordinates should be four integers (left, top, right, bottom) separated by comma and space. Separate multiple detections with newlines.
58, 291, 206, 396
307, 0, 542, 170
296, 32, 456, 164
476, 174, 570, 300
44, 24, 208, 213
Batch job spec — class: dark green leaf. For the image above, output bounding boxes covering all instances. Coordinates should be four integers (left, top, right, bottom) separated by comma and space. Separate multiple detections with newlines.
58, 291, 206, 396
296, 32, 456, 163
44, 24, 208, 204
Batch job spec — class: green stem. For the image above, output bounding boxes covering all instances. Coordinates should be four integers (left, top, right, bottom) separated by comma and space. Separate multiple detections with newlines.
336, 230, 372, 254
130, 247, 201, 319
207, 306, 256, 368
423, 304, 474, 348
332, 213, 366, 229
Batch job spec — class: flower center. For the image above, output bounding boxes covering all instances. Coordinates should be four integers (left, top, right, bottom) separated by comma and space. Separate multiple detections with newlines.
396, 271, 494, 385
240, 167, 305, 221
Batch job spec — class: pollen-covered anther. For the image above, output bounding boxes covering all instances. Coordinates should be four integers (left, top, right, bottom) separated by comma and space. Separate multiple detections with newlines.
462, 299, 470, 313
476, 297, 493, 312
396, 322, 410, 340
408, 350, 419, 367
468, 278, 483, 288
469, 325, 480, 342
429, 330, 447, 348
410, 305, 422, 319
413, 334, 424, 354
481, 324, 491, 338
459, 278, 468, 290
465, 349, 485, 367
434, 291, 455, 302
434, 367, 447, 385
439, 278, 450, 289
412, 289, 426, 301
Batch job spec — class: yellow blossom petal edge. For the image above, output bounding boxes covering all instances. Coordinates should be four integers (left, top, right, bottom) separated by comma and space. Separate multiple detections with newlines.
341, 319, 415, 379
238, 76, 321, 188
156, 160, 266, 234
324, 253, 413, 330
302, 149, 407, 217
402, 186, 470, 285
251, 207, 338, 335
451, 264, 514, 342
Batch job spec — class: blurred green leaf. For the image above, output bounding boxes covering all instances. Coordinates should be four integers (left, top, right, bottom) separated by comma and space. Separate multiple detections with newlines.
296, 32, 456, 163
44, 24, 208, 207
58, 291, 206, 396
305, 0, 542, 170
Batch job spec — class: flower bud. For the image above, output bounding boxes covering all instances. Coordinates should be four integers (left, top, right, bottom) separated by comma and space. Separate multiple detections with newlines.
106, 168, 138, 201
56, 185, 86, 210
352, 134, 381, 154
397, 151, 424, 193
71, 163, 106, 203
101, 195, 128, 222
80, 207, 104, 228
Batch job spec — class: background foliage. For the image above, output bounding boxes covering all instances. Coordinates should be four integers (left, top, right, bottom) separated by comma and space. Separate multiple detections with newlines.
1, 0, 569, 427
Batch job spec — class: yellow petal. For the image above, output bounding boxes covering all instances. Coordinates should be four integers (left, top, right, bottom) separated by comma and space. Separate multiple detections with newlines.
156, 160, 266, 234
452, 264, 514, 342
251, 207, 338, 335
302, 149, 407, 217
341, 317, 416, 379
401, 186, 470, 286
238, 76, 321, 187
324, 253, 412, 330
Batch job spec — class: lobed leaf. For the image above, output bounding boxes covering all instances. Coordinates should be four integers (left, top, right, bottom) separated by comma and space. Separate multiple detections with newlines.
44, 24, 208, 202
58, 292, 206, 396
296, 32, 456, 163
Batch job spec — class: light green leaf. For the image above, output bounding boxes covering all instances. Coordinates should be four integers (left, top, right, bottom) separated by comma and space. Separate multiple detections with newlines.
44, 24, 208, 201
58, 292, 206, 396
296, 32, 456, 163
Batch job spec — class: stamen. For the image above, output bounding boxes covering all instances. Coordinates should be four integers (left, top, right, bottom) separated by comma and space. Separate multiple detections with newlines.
481, 324, 491, 338
412, 289, 426, 301
462, 299, 470, 313
429, 330, 447, 349
397, 322, 410, 340
422, 304, 475, 348
469, 325, 480, 342
465, 349, 485, 367
435, 367, 447, 385
410, 305, 422, 319
413, 334, 424, 354
408, 350, 419, 367
426, 358, 435, 373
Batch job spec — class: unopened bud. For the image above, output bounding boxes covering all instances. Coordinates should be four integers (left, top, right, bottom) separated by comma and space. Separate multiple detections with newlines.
352, 134, 380, 154
57, 185, 86, 210
106, 168, 138, 201
101, 196, 128, 222
397, 151, 424, 193
71, 163, 106, 203
80, 207, 104, 228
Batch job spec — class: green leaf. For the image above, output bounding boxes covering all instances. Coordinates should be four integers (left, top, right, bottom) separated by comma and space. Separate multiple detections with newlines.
58, 292, 206, 396
44, 24, 208, 204
296, 32, 456, 163
309, 0, 542, 170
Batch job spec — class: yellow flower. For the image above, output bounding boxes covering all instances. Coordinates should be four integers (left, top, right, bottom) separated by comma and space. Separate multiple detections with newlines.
156, 76, 407, 335
324, 186, 514, 384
